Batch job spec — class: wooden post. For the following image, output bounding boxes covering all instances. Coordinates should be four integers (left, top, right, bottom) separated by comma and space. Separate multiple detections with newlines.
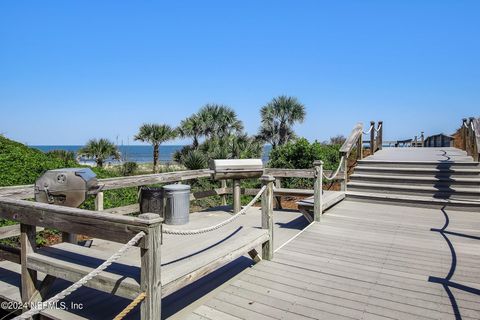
94, 191, 104, 211
20, 223, 37, 305
462, 118, 468, 151
62, 232, 77, 244
233, 179, 241, 213
378, 121, 383, 150
466, 118, 472, 156
313, 160, 323, 222
260, 175, 274, 260
470, 117, 478, 161
340, 152, 347, 191
370, 121, 375, 153
220, 180, 227, 206
274, 178, 283, 210
414, 136, 418, 147
421, 131, 425, 147
139, 213, 162, 320
468, 117, 478, 161
357, 134, 363, 160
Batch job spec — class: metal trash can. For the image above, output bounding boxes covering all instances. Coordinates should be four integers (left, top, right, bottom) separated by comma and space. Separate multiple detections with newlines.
163, 184, 190, 225
139, 187, 164, 218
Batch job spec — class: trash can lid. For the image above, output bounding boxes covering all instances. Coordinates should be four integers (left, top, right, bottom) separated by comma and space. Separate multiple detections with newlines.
163, 184, 191, 191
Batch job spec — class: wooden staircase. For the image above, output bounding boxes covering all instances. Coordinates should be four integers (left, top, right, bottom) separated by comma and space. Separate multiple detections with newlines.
346, 149, 480, 211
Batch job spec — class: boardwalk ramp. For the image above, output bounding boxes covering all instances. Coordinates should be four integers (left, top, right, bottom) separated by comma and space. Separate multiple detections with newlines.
182, 147, 480, 320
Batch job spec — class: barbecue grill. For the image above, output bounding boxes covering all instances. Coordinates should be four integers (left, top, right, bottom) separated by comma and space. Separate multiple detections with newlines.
34, 168, 103, 208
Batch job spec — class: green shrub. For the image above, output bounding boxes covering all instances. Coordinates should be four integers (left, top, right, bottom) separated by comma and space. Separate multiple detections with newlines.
0, 136, 78, 187
182, 150, 208, 170
120, 161, 138, 176
268, 138, 341, 188
268, 138, 341, 170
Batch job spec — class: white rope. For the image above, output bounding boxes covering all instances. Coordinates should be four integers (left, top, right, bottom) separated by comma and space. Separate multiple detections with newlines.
362, 125, 373, 135
322, 156, 345, 181
374, 123, 382, 132
14, 231, 146, 320
471, 121, 477, 132
163, 185, 267, 235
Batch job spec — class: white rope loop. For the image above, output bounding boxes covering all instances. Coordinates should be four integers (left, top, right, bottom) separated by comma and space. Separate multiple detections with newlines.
162, 185, 267, 235
362, 125, 373, 135
374, 123, 382, 132
322, 156, 345, 181
14, 231, 146, 320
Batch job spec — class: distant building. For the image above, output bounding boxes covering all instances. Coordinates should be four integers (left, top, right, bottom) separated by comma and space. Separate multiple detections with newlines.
424, 133, 455, 147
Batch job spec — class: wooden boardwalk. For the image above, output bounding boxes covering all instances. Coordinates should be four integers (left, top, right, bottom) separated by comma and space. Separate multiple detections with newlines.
1, 144, 479, 319
0, 191, 342, 320
181, 200, 480, 320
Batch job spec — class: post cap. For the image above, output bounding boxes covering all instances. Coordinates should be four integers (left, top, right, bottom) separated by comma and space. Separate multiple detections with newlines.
469, 117, 475, 121
138, 213, 163, 224
260, 175, 275, 182
463, 118, 468, 122
313, 160, 324, 166
370, 120, 375, 124
378, 120, 383, 124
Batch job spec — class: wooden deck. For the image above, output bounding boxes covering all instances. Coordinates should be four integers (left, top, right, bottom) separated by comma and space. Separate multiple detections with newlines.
181, 200, 480, 320
363, 147, 473, 162
0, 196, 340, 320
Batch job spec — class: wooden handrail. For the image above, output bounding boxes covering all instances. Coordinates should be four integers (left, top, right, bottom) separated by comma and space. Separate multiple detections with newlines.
340, 123, 363, 155
0, 197, 162, 248
461, 117, 479, 161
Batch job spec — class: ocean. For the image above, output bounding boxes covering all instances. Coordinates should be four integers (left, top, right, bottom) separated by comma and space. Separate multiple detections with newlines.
33, 145, 271, 164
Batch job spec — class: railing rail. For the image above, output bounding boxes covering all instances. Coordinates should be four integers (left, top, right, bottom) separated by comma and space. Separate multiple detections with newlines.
0, 173, 275, 319
462, 117, 480, 161
338, 120, 383, 191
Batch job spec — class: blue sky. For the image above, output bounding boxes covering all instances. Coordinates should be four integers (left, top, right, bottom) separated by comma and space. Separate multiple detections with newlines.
0, 1, 479, 145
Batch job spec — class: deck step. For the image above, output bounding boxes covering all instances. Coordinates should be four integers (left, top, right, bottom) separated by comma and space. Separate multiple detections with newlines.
356, 160, 479, 169
354, 166, 480, 178
350, 173, 480, 187
347, 182, 480, 200
346, 191, 480, 211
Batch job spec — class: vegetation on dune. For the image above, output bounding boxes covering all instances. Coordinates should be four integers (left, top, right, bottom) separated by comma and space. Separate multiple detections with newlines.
45, 149, 76, 166
0, 136, 78, 187
77, 138, 120, 168
135, 123, 178, 173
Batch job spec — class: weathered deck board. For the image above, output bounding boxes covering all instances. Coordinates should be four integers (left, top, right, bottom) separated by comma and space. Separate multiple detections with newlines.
0, 202, 319, 319
183, 200, 480, 320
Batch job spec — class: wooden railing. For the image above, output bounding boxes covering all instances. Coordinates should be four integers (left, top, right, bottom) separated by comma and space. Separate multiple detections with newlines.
462, 117, 480, 161
338, 121, 383, 190
0, 172, 276, 319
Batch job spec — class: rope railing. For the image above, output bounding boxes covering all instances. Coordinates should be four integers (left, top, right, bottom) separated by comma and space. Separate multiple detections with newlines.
13, 231, 146, 320
113, 292, 146, 320
374, 123, 382, 132
322, 156, 345, 181
362, 125, 374, 135
162, 185, 267, 236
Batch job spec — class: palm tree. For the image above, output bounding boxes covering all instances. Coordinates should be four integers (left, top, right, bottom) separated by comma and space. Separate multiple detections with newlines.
134, 123, 177, 173
197, 104, 244, 139
178, 115, 203, 148
257, 95, 306, 148
78, 138, 120, 168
